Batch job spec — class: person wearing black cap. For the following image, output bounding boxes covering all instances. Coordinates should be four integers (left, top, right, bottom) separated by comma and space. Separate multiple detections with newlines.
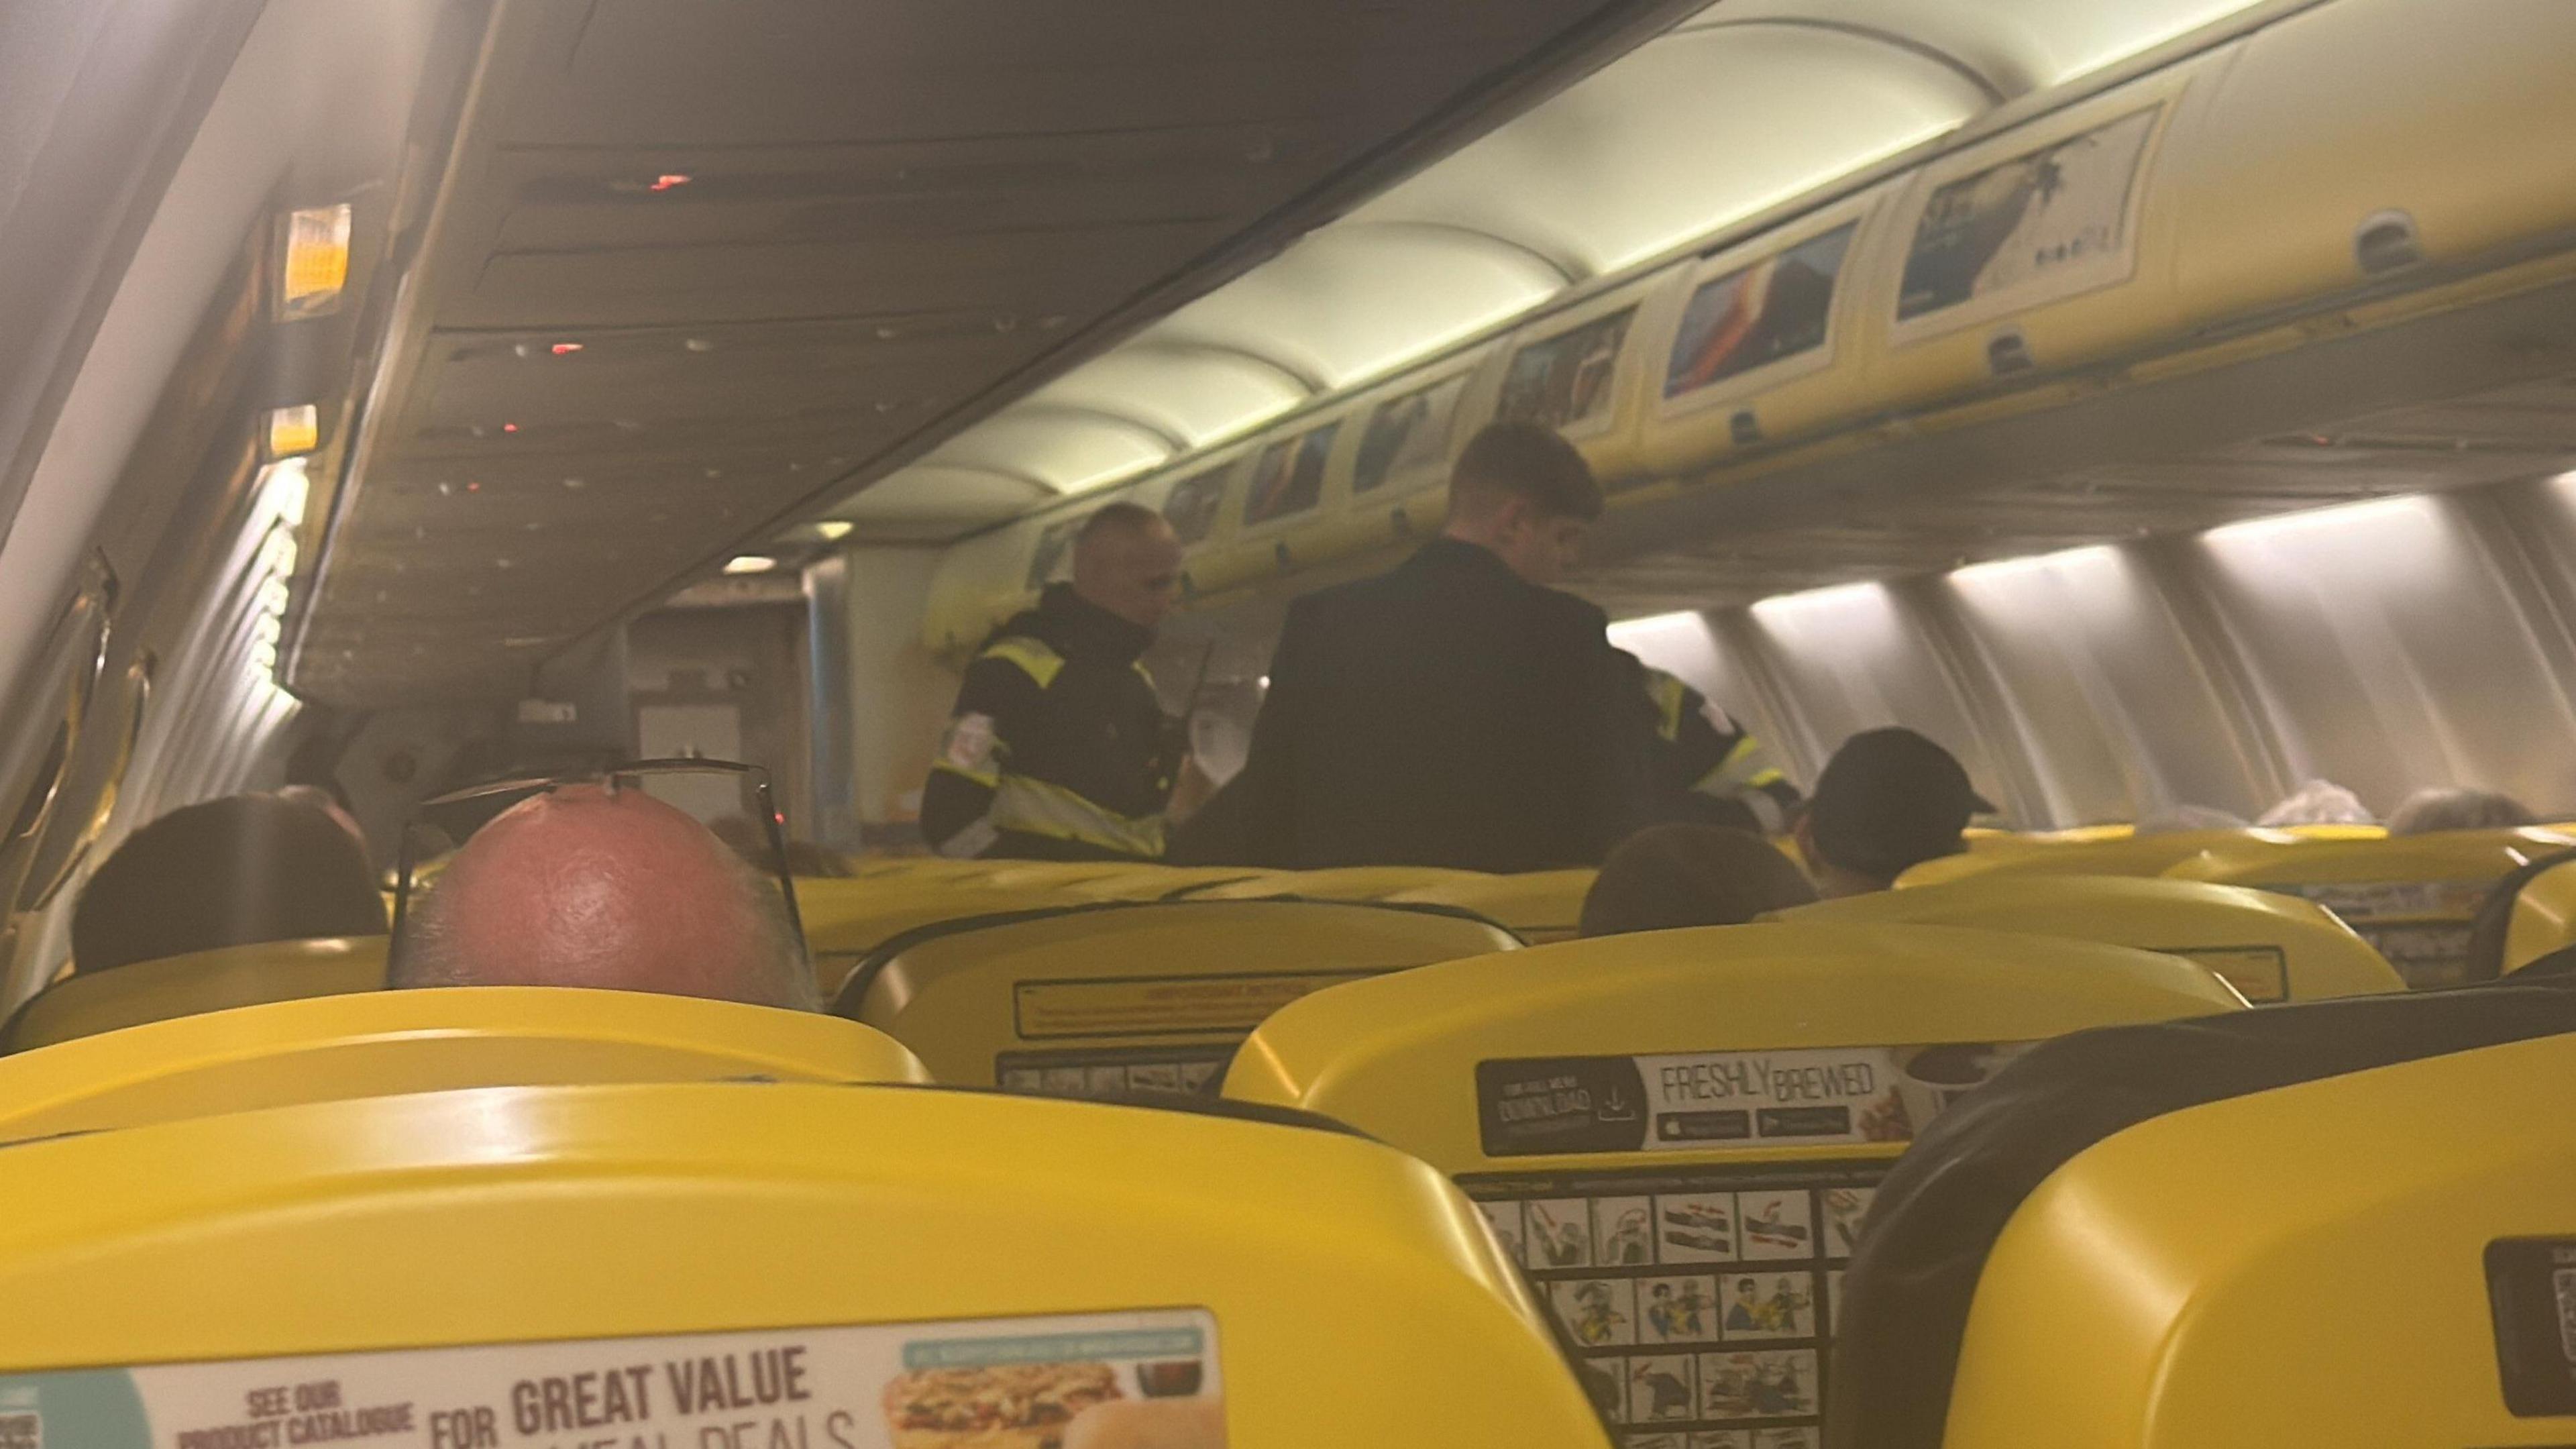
1794, 727, 1993, 897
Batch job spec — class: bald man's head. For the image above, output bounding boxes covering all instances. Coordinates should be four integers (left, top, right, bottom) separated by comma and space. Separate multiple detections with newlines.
391, 784, 814, 1010
1071, 502, 1183, 629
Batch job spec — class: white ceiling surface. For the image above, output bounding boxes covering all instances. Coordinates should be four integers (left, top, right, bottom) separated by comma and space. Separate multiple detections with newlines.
827, 0, 2275, 538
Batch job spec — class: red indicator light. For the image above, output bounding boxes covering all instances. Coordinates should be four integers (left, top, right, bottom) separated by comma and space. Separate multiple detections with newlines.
550, 342, 583, 356
466, 481, 482, 493
501, 423, 519, 433
649, 173, 692, 193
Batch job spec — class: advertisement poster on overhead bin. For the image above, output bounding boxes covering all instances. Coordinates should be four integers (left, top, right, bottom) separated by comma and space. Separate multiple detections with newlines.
1241, 425, 1338, 528
1893, 106, 2162, 340
1352, 375, 1467, 496
0, 1309, 1224, 1449
1475, 1043, 2027, 1159
1499, 309, 1635, 435
1159, 466, 1231, 547
1663, 223, 1858, 406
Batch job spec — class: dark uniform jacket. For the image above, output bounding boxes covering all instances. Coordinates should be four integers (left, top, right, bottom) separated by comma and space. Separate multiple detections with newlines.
1232, 537, 1652, 871
921, 584, 1179, 861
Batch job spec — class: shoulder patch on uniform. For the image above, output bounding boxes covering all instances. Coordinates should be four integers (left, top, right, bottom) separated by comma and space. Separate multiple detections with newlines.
981, 635, 1065, 688
934, 712, 1002, 785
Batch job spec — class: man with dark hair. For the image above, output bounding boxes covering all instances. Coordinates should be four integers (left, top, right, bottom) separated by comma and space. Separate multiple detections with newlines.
921, 502, 1187, 860
1229, 421, 1650, 870
1796, 727, 1994, 896
72, 793, 387, 973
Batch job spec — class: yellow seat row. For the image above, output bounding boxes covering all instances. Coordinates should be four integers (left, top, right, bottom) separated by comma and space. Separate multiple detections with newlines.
1900, 826, 2576, 988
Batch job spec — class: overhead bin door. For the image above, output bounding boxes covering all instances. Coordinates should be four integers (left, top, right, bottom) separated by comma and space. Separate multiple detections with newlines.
1638, 185, 1897, 477
2171, 0, 2576, 329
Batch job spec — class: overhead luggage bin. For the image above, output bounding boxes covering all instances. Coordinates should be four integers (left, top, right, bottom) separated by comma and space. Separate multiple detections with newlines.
1483, 270, 1672, 488
1776, 873, 2404, 1004
2167, 828, 2576, 989
1873, 53, 2217, 413
1, 936, 386, 1053
1635, 184, 1897, 476
1338, 352, 1489, 555
0, 1081, 1609, 1448
1230, 399, 1370, 587
1385, 869, 1598, 944
2167, 0, 2576, 335
1224, 922, 2238, 1442
1179, 864, 1502, 903
1865, 1016, 2576, 1444
0, 985, 927, 1140
835, 900, 1519, 1098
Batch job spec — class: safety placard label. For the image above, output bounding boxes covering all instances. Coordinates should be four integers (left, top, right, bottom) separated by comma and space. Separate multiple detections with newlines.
1013, 971, 1379, 1040
0, 1309, 1223, 1448
1476, 1044, 2026, 1159
2156, 945, 2290, 1003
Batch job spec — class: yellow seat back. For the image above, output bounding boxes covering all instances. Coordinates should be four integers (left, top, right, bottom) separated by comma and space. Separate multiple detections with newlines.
1945, 1031, 2576, 1449
795, 875, 1089, 999
1226, 923, 2240, 1442
2504, 855, 2576, 973
1180, 864, 1501, 902
0, 986, 927, 1138
1, 936, 387, 1052
0, 1083, 1607, 1446
1385, 869, 1599, 943
2166, 828, 2576, 987
1054, 864, 1286, 900
838, 900, 1519, 1096
1776, 874, 2404, 1002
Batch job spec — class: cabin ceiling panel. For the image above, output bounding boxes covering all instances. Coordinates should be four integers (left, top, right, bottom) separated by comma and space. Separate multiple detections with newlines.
297, 0, 1703, 703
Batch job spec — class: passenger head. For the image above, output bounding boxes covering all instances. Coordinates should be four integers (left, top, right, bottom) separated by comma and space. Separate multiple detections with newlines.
2385, 787, 2537, 835
1071, 502, 1184, 629
390, 783, 814, 1010
72, 794, 386, 974
1579, 824, 1819, 937
1798, 728, 1992, 897
276, 782, 369, 859
1442, 421, 1603, 586
2255, 778, 2374, 828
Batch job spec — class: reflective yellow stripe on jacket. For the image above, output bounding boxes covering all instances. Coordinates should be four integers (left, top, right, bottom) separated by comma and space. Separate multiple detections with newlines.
987, 775, 1166, 859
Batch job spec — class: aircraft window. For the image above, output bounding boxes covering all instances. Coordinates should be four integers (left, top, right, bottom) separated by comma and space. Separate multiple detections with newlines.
1242, 424, 1339, 527
1022, 514, 1088, 591
1161, 466, 1231, 547
1666, 223, 1857, 399
1353, 375, 1468, 496
1500, 308, 1634, 431
1896, 106, 2161, 329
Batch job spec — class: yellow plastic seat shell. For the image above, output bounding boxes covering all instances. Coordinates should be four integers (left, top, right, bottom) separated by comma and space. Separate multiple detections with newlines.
0, 1083, 1607, 1447
1776, 874, 2404, 1002
1, 935, 386, 1053
0, 986, 928, 1140
1897, 825, 2395, 889
2504, 855, 2576, 973
1383, 868, 1597, 943
844, 900, 1519, 1089
794, 875, 1091, 998
1180, 863, 1501, 902
1226, 922, 2246, 1176
1945, 1031, 2576, 1449
2164, 826, 2576, 891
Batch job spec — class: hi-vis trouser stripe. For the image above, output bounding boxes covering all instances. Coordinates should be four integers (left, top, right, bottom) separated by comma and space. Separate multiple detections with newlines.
986, 774, 1165, 858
